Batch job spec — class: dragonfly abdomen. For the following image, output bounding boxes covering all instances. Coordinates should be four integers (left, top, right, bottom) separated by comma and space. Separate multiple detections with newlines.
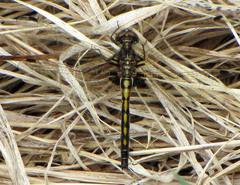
120, 78, 132, 168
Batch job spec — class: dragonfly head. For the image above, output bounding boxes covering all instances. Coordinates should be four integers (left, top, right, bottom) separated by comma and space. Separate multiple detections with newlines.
116, 29, 139, 47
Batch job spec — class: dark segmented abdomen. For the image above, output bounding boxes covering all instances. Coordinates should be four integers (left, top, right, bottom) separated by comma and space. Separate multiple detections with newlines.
120, 78, 132, 168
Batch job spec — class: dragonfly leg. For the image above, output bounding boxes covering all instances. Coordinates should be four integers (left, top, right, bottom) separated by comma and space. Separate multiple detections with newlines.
135, 40, 147, 67
135, 52, 145, 67
106, 52, 120, 66
110, 21, 121, 45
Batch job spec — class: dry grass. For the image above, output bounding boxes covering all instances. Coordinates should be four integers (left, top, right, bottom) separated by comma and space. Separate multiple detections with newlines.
0, 0, 240, 185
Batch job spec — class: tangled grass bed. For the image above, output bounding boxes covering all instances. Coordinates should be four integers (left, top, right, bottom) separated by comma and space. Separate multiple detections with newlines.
0, 1, 240, 185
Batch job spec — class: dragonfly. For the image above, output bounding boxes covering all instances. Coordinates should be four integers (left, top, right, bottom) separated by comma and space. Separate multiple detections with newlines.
0, 29, 146, 169
106, 28, 146, 169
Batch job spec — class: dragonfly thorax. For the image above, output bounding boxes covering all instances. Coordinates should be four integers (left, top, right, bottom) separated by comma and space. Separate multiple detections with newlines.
120, 64, 136, 78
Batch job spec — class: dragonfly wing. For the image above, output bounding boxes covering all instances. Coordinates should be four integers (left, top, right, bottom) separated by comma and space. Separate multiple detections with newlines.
109, 71, 120, 85
133, 72, 147, 88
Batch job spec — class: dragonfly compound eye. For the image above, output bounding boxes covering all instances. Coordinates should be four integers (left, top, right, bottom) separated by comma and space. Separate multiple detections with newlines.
116, 29, 139, 44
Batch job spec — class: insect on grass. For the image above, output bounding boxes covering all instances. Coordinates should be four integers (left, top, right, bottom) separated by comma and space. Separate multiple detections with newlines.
106, 28, 146, 169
